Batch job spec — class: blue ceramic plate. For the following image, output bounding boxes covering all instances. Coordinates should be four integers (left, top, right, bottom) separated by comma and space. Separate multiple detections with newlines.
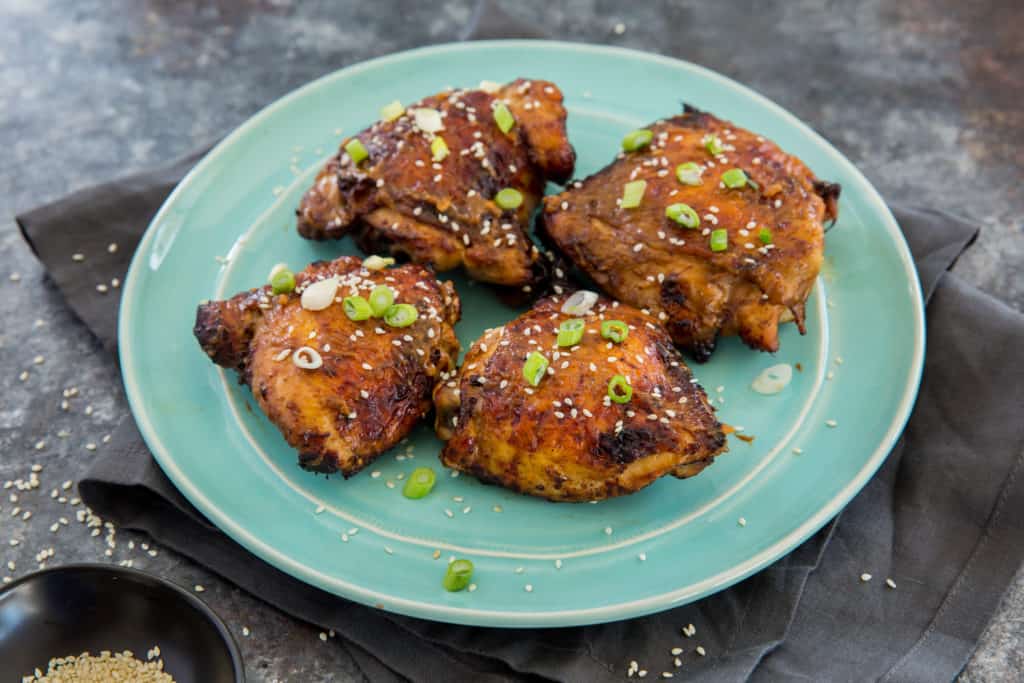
119, 41, 924, 627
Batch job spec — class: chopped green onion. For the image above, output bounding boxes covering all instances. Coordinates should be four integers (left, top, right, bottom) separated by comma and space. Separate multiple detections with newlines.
622, 129, 653, 152
369, 285, 395, 317
431, 136, 449, 162
362, 255, 395, 271
270, 269, 295, 295
343, 296, 372, 321
675, 161, 703, 186
621, 180, 647, 209
493, 102, 515, 134
710, 229, 729, 252
402, 467, 436, 499
443, 558, 474, 592
665, 203, 700, 229
345, 138, 369, 165
759, 227, 773, 244
380, 100, 404, 122
601, 320, 629, 343
383, 303, 418, 328
523, 352, 549, 386
607, 375, 633, 403
557, 319, 585, 347
703, 134, 724, 155
721, 168, 748, 189
494, 188, 523, 210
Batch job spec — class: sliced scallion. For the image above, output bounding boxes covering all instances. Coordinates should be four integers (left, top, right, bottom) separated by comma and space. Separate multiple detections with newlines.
443, 559, 474, 592
703, 134, 724, 156
675, 161, 702, 186
601, 320, 629, 343
622, 129, 653, 152
493, 102, 515, 134
369, 285, 395, 317
270, 269, 295, 295
345, 138, 369, 165
607, 375, 632, 404
343, 296, 372, 321
523, 352, 549, 386
380, 100, 404, 122
431, 136, 449, 162
759, 227, 773, 244
621, 180, 647, 209
709, 229, 729, 252
495, 188, 523, 210
721, 168, 748, 189
402, 467, 436, 499
383, 303, 418, 328
665, 203, 700, 229
557, 319, 585, 347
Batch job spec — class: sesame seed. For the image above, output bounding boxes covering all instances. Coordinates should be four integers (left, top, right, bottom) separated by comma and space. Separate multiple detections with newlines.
662, 673, 674, 679
638, 552, 647, 561
492, 505, 503, 513
72, 253, 85, 262
860, 573, 872, 582
242, 626, 251, 636
886, 578, 897, 589
194, 584, 205, 592
384, 546, 394, 555
524, 584, 533, 592
604, 526, 613, 536
671, 647, 683, 655
696, 646, 706, 656
792, 447, 803, 454
555, 559, 563, 569
444, 509, 454, 518
826, 419, 838, 428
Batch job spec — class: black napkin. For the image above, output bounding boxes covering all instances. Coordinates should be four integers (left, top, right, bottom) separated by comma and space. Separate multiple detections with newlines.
15, 4, 1024, 681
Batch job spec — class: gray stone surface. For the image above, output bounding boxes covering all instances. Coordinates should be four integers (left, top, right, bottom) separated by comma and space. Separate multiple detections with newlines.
0, 0, 1020, 681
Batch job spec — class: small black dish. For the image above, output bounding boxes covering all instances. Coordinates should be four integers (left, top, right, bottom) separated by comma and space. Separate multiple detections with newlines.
0, 563, 244, 682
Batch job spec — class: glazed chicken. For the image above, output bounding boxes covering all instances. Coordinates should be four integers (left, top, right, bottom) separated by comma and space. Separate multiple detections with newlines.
297, 79, 575, 290
540, 106, 840, 361
433, 292, 727, 501
194, 257, 460, 476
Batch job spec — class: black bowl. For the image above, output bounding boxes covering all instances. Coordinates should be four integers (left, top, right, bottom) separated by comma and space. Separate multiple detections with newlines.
0, 563, 244, 682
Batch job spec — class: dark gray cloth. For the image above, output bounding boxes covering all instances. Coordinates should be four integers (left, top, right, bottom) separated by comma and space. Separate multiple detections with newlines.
14, 3, 1024, 681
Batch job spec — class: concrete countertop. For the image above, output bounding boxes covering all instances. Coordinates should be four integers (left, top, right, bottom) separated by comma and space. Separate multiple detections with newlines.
1, 1, 1020, 680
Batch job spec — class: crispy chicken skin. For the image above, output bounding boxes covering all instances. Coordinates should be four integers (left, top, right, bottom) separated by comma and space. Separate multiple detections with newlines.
194, 257, 460, 476
540, 106, 840, 361
297, 79, 575, 289
433, 293, 726, 502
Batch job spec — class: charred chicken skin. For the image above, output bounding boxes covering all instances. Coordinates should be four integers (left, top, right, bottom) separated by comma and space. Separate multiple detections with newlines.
540, 106, 840, 361
433, 292, 726, 502
194, 257, 460, 476
297, 79, 575, 289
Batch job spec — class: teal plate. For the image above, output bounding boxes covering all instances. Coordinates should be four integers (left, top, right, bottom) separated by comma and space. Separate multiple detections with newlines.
119, 41, 924, 627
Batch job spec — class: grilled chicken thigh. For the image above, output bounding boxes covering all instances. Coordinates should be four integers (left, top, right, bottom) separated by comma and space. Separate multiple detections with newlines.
433, 292, 726, 501
194, 257, 460, 476
297, 79, 575, 289
540, 106, 839, 361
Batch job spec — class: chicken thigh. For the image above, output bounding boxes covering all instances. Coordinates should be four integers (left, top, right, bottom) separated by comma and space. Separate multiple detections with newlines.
194, 257, 460, 476
433, 291, 726, 501
540, 105, 839, 361
297, 79, 575, 290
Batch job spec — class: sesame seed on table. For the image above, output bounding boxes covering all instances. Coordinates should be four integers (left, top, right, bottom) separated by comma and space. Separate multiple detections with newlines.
1, 1, 1021, 681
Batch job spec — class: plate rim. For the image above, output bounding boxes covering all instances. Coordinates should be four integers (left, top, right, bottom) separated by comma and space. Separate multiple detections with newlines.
118, 39, 925, 626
